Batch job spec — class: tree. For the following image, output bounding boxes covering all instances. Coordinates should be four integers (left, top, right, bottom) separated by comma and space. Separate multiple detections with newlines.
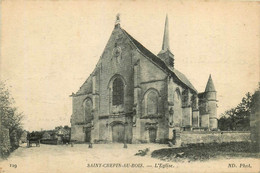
250, 85, 260, 144
218, 91, 255, 131
0, 81, 24, 157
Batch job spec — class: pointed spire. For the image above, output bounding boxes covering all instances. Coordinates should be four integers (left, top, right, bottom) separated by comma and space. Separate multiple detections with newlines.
157, 14, 174, 69
162, 14, 170, 51
205, 74, 216, 92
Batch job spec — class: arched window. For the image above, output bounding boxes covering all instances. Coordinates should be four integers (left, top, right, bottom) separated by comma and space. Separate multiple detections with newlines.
191, 94, 198, 110
182, 89, 189, 107
112, 78, 124, 105
174, 89, 181, 103
145, 90, 159, 116
84, 98, 93, 123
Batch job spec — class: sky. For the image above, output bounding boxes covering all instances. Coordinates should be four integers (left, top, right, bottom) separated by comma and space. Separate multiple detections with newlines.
1, 1, 259, 131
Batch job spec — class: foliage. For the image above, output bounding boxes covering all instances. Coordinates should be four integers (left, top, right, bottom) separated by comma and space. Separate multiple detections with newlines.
0, 128, 11, 159
54, 125, 71, 137
29, 131, 45, 140
250, 87, 260, 114
0, 81, 24, 158
218, 87, 259, 131
28, 125, 71, 141
250, 86, 260, 143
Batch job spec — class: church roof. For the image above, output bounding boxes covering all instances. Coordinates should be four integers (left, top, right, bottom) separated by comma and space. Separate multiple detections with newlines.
74, 20, 197, 96
75, 75, 92, 95
122, 29, 197, 93
205, 74, 216, 92
172, 69, 197, 93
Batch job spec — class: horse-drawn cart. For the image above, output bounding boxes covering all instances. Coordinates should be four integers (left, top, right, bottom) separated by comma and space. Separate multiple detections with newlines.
27, 136, 40, 147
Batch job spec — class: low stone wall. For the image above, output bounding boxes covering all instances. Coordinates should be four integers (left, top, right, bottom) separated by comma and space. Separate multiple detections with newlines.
180, 131, 250, 144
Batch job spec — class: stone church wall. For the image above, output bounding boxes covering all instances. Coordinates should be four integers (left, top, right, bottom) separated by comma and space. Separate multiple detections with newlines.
208, 100, 218, 129
97, 28, 135, 116
182, 107, 192, 126
137, 54, 169, 143
71, 94, 94, 142
139, 57, 167, 82
167, 78, 197, 129
71, 95, 93, 125
168, 79, 183, 127
180, 131, 250, 144
192, 110, 200, 127
200, 114, 209, 128
71, 125, 85, 142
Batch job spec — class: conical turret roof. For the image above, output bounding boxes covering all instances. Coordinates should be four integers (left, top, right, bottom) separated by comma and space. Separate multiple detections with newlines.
205, 74, 216, 92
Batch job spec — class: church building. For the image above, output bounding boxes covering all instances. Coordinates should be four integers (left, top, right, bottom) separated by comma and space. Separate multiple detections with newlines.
70, 15, 218, 143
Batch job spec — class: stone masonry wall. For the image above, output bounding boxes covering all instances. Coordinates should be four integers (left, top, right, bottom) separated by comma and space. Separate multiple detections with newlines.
180, 131, 250, 144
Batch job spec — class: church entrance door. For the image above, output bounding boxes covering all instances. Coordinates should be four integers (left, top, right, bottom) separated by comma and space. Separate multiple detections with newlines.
112, 124, 124, 143
85, 128, 91, 143
149, 128, 157, 143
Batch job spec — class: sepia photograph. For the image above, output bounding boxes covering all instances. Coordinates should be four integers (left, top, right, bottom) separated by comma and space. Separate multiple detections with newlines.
0, 1, 259, 173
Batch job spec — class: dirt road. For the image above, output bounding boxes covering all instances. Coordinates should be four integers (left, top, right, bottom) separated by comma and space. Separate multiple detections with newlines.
0, 143, 259, 173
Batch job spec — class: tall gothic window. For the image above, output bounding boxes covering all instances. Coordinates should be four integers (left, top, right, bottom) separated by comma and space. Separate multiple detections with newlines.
191, 94, 198, 110
146, 91, 158, 115
112, 78, 124, 105
182, 89, 189, 107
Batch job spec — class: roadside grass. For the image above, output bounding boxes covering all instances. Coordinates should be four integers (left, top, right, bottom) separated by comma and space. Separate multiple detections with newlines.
151, 142, 260, 162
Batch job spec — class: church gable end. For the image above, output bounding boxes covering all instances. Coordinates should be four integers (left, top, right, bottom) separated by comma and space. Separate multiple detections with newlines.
70, 15, 218, 143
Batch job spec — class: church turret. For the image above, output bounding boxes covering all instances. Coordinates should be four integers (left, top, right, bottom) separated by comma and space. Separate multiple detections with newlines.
204, 74, 218, 130
157, 15, 175, 69
205, 74, 216, 100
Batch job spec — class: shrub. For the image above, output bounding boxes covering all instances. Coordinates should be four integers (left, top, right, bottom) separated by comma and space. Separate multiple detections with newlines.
0, 128, 11, 159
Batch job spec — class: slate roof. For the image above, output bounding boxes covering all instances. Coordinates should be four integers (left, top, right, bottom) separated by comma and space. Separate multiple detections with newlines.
173, 69, 197, 93
122, 29, 197, 93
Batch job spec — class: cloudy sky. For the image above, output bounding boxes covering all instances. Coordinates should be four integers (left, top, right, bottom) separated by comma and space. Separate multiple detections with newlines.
1, 1, 259, 131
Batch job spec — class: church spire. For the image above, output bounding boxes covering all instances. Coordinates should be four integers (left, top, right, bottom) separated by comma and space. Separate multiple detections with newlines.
205, 74, 216, 92
157, 14, 174, 69
162, 14, 170, 51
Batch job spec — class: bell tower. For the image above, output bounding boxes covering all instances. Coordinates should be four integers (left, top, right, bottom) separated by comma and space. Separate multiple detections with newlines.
157, 15, 174, 69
